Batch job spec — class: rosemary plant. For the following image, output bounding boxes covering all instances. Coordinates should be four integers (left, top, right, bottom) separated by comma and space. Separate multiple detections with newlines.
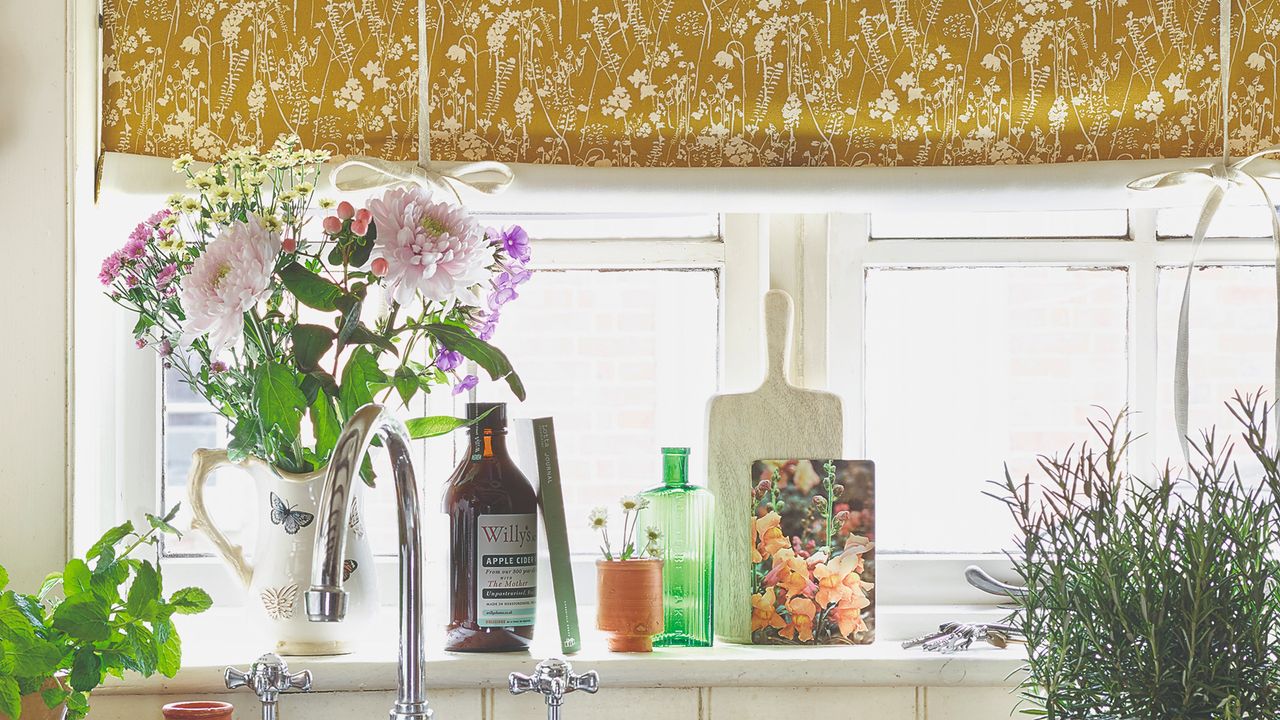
993, 393, 1280, 720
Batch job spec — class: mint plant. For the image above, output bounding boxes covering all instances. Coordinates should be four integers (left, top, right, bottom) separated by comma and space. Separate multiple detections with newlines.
0, 506, 211, 720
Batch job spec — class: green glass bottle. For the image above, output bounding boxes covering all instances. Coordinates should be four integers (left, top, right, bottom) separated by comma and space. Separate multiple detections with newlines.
638, 447, 715, 647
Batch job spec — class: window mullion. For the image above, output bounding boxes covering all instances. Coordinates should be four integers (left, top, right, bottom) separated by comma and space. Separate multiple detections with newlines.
1128, 208, 1160, 476
826, 213, 869, 456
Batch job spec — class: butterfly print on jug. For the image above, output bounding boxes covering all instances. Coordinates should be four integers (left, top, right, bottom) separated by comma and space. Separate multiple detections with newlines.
261, 583, 299, 620
343, 559, 358, 581
269, 492, 315, 535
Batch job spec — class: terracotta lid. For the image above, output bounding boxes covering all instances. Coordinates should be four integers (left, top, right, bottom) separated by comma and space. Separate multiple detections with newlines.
161, 701, 235, 719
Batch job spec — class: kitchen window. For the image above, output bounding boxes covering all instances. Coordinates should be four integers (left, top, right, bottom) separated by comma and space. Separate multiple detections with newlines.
75, 194, 1279, 637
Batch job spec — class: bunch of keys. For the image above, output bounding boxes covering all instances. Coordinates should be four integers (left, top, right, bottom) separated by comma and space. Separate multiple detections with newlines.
901, 622, 1026, 654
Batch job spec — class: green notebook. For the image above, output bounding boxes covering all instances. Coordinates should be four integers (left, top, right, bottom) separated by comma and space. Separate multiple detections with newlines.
513, 417, 581, 654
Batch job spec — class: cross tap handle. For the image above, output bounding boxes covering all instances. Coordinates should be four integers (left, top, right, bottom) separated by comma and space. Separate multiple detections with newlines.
224, 653, 312, 720
509, 658, 599, 708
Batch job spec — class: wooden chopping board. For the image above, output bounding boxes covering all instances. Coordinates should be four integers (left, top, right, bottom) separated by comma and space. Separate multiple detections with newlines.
707, 289, 844, 643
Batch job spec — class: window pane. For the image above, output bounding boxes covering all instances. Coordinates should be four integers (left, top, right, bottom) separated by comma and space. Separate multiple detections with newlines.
476, 270, 720, 553
1156, 266, 1276, 478
1158, 206, 1276, 238
865, 267, 1128, 553
161, 369, 241, 556
872, 210, 1127, 239
476, 213, 720, 240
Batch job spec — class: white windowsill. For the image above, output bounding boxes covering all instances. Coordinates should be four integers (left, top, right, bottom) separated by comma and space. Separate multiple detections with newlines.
97, 610, 1024, 695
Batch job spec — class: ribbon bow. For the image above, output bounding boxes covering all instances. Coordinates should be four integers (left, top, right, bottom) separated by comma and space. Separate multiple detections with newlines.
1128, 146, 1280, 462
329, 156, 514, 205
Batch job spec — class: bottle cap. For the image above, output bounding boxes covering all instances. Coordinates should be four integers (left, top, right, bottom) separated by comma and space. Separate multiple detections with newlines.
466, 402, 507, 430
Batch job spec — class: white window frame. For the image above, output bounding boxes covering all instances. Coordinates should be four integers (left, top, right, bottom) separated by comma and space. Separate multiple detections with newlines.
77, 201, 1280, 638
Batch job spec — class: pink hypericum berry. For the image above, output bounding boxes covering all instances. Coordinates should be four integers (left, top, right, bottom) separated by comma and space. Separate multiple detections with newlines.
371, 257, 389, 277
351, 219, 369, 236
337, 201, 355, 220
355, 208, 372, 224
282, 237, 298, 253
322, 215, 343, 234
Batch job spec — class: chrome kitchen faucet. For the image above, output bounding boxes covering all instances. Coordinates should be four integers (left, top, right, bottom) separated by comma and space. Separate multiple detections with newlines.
305, 404, 430, 720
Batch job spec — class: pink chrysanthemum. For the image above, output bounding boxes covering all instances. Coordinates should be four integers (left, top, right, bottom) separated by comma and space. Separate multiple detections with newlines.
367, 186, 495, 306
179, 215, 281, 357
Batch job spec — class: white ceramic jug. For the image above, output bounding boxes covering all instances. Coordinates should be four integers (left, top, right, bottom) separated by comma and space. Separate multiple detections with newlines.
188, 450, 377, 655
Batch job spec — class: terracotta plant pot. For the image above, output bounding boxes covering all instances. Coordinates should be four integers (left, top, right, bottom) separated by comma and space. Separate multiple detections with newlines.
596, 559, 664, 652
161, 701, 235, 719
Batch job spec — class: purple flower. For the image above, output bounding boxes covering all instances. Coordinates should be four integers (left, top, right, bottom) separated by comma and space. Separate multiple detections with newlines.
477, 314, 499, 341
122, 236, 147, 260
146, 209, 172, 226
435, 349, 463, 372
156, 263, 178, 290
99, 252, 124, 285
452, 374, 478, 395
135, 338, 146, 349
494, 225, 531, 263
159, 339, 173, 356
488, 285, 518, 312
210, 361, 228, 373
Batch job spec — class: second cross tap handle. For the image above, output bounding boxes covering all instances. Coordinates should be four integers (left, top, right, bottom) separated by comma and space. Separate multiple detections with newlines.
510, 658, 599, 720
224, 653, 313, 720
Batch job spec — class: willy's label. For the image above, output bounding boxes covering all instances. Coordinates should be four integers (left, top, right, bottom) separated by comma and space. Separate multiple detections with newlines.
476, 513, 537, 628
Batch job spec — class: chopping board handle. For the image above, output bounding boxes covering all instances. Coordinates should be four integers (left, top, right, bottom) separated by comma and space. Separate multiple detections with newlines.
762, 289, 794, 389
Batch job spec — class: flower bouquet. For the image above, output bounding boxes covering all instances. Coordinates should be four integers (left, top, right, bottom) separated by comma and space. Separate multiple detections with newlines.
750, 459, 875, 645
100, 138, 531, 651
100, 136, 531, 475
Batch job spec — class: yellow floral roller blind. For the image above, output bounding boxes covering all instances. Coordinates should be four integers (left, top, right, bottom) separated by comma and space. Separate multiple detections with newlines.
103, 0, 1277, 167
102, 0, 419, 161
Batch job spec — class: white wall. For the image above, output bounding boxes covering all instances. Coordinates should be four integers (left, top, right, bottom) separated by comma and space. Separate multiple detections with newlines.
0, 1, 72, 590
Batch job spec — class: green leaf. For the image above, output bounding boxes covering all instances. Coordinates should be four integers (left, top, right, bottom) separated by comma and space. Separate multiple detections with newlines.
145, 513, 182, 539
309, 393, 340, 460
62, 559, 92, 598
0, 676, 19, 720
51, 596, 109, 643
254, 362, 307, 438
0, 566, 7, 592
41, 687, 69, 712
65, 691, 88, 719
405, 415, 482, 439
161, 504, 181, 524
226, 416, 259, 463
155, 620, 181, 678
125, 561, 161, 621
278, 262, 342, 311
333, 297, 363, 350
69, 647, 101, 692
291, 324, 336, 372
338, 347, 385, 419
9, 636, 62, 676
0, 594, 35, 642
426, 324, 526, 401
338, 322, 397, 356
41, 687, 69, 711
123, 625, 158, 676
300, 370, 339, 405
86, 522, 133, 562
393, 366, 419, 407
167, 587, 213, 616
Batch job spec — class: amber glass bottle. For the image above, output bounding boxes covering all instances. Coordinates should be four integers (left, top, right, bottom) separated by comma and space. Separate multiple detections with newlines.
444, 402, 538, 652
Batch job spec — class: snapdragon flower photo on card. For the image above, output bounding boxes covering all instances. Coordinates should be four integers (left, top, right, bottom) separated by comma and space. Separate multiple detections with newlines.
750, 459, 875, 645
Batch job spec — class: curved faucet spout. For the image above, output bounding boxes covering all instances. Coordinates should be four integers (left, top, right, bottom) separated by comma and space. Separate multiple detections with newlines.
306, 403, 430, 720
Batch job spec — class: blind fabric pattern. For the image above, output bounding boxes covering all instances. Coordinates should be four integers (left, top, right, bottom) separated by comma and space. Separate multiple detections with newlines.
102, 0, 419, 161
101, 0, 1276, 167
